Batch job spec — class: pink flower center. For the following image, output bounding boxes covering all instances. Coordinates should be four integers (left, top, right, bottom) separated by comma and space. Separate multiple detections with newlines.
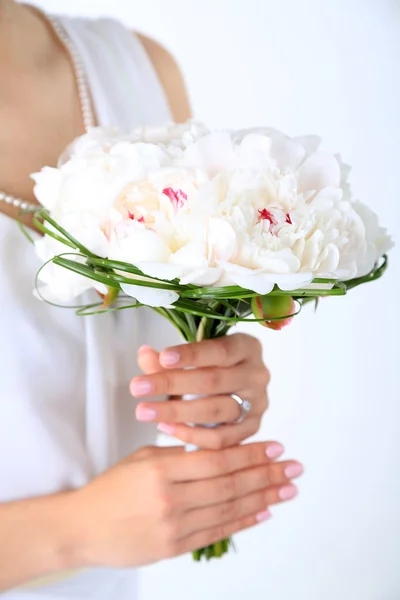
258, 208, 277, 226
258, 208, 293, 233
128, 211, 144, 223
162, 187, 188, 210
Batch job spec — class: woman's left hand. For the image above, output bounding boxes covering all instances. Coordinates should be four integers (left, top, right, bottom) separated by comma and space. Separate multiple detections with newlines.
130, 334, 270, 449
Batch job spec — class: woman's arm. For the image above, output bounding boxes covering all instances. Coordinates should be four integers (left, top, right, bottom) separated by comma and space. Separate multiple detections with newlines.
0, 443, 301, 591
137, 34, 192, 122
0, 492, 77, 591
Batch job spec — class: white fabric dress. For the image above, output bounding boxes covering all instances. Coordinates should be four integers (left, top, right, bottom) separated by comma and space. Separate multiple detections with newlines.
0, 15, 178, 599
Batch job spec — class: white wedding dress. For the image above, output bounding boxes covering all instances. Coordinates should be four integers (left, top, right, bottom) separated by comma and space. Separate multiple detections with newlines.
0, 15, 178, 599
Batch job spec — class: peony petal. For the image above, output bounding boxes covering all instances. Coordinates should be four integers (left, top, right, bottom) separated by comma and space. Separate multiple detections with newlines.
208, 219, 237, 262
232, 126, 282, 143
121, 283, 179, 307
236, 129, 308, 169
352, 201, 394, 269
31, 167, 62, 210
317, 243, 340, 273
239, 133, 272, 155
256, 250, 301, 274
218, 261, 313, 293
183, 132, 235, 176
35, 259, 94, 304
311, 188, 343, 210
134, 262, 182, 281
109, 227, 171, 264
76, 228, 109, 258
298, 152, 341, 193
273, 273, 314, 290
170, 241, 208, 268
232, 271, 313, 294
293, 135, 321, 155
217, 262, 275, 294
180, 267, 222, 286
269, 135, 305, 170
227, 273, 275, 295
62, 126, 122, 161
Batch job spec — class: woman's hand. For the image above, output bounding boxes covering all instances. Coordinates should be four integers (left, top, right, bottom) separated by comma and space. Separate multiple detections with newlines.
70, 443, 302, 569
131, 334, 269, 449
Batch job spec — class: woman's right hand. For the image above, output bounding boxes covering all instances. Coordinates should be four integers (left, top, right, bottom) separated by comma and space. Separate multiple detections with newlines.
70, 442, 303, 568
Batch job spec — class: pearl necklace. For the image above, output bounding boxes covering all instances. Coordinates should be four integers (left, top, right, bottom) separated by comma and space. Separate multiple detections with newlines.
0, 13, 95, 212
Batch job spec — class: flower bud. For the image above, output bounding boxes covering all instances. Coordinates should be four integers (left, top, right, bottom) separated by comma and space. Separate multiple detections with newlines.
251, 295, 296, 330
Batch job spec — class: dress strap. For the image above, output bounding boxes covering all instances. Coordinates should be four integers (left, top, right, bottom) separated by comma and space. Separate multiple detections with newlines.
59, 16, 172, 131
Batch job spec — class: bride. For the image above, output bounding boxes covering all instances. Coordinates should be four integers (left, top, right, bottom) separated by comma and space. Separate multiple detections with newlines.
0, 1, 303, 597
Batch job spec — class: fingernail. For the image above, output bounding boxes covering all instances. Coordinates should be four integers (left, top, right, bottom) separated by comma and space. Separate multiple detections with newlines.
284, 463, 304, 479
136, 406, 157, 422
278, 484, 298, 500
266, 442, 285, 459
157, 423, 175, 435
160, 351, 180, 366
130, 379, 153, 396
138, 345, 153, 353
256, 509, 272, 522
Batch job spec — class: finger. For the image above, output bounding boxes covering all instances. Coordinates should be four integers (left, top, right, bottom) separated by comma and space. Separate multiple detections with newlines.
136, 394, 254, 425
179, 482, 298, 537
132, 445, 185, 462
120, 445, 185, 466
159, 333, 263, 369
174, 460, 302, 509
130, 363, 251, 398
161, 440, 284, 482
137, 345, 163, 375
172, 513, 265, 558
157, 418, 261, 450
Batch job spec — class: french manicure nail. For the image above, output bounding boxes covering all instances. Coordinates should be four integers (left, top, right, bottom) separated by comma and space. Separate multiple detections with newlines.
160, 351, 180, 366
136, 406, 157, 422
256, 509, 272, 522
130, 380, 153, 396
157, 423, 175, 435
278, 484, 298, 501
266, 442, 285, 459
284, 463, 304, 479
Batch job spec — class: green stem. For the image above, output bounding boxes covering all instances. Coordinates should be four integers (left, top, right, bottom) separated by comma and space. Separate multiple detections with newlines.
189, 314, 232, 561
184, 313, 199, 341
196, 316, 207, 342
154, 308, 193, 342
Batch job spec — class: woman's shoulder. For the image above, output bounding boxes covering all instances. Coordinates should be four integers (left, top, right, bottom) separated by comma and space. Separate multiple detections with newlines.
136, 34, 191, 123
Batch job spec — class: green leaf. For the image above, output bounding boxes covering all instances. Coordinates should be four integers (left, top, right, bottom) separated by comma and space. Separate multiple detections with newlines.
17, 219, 36, 245
53, 256, 122, 288
39, 211, 95, 256
343, 255, 388, 290
33, 218, 78, 250
52, 256, 182, 291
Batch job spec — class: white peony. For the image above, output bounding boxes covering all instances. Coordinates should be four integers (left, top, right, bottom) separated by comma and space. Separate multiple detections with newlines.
33, 124, 392, 306
181, 128, 392, 294
352, 200, 394, 277
34, 235, 107, 304
130, 120, 210, 149
107, 166, 221, 286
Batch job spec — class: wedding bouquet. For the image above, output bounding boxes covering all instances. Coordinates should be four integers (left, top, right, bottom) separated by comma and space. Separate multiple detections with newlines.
29, 121, 392, 560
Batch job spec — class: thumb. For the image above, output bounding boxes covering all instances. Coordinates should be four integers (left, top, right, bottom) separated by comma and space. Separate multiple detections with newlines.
137, 345, 163, 374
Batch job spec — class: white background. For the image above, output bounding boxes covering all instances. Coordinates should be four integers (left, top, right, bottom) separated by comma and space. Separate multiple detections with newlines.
33, 1, 400, 598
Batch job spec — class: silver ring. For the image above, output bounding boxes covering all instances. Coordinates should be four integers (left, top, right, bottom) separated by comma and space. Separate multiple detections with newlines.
230, 393, 252, 424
